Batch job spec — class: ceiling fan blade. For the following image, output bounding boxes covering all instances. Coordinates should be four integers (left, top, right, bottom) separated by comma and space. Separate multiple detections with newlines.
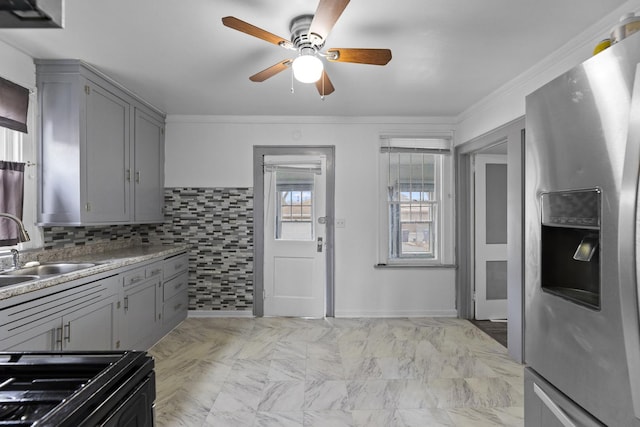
222, 16, 290, 47
315, 70, 335, 96
308, 0, 350, 45
327, 48, 392, 65
249, 60, 292, 82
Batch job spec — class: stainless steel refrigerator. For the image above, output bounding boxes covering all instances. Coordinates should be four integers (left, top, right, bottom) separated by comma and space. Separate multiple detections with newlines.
525, 32, 640, 426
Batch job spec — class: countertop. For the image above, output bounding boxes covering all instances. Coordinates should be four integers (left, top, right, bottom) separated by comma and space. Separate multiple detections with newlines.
0, 244, 189, 301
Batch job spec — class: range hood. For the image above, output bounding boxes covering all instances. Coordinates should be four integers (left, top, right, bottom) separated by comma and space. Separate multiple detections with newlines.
0, 0, 64, 28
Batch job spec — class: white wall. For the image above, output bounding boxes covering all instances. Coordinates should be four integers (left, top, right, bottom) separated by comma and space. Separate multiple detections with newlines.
456, 0, 640, 144
165, 116, 458, 317
0, 40, 35, 89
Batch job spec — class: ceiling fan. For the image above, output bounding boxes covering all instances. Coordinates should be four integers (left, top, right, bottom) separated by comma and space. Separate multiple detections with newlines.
222, 0, 392, 97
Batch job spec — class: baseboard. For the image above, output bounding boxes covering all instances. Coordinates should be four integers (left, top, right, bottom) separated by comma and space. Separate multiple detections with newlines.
188, 310, 254, 318
334, 309, 458, 318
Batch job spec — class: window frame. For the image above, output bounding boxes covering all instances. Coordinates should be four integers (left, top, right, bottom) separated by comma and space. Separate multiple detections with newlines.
377, 137, 455, 267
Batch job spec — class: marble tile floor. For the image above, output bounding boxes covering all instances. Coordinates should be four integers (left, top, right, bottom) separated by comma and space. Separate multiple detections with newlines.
149, 317, 524, 427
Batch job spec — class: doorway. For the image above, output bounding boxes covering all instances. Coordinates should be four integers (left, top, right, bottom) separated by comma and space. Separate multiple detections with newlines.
262, 155, 326, 317
455, 117, 525, 362
253, 146, 335, 318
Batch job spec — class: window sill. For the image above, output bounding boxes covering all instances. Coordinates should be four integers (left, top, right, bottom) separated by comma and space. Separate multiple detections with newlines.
374, 263, 457, 269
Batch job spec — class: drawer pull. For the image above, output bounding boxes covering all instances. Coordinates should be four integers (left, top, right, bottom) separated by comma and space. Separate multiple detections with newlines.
150, 268, 162, 276
174, 263, 184, 270
129, 276, 143, 285
174, 282, 184, 290
174, 303, 183, 311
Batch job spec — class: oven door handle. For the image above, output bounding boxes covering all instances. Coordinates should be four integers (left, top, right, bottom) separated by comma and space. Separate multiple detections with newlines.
533, 383, 577, 427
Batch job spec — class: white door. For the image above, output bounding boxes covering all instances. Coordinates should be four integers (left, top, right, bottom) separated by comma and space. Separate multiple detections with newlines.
263, 155, 326, 317
474, 154, 508, 320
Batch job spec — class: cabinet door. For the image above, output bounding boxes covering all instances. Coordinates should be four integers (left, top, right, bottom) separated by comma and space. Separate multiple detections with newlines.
134, 108, 164, 223
62, 296, 117, 351
84, 81, 131, 223
3, 318, 59, 351
121, 279, 160, 350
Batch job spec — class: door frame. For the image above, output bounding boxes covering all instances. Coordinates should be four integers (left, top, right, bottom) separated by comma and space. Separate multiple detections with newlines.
454, 117, 525, 362
253, 145, 336, 317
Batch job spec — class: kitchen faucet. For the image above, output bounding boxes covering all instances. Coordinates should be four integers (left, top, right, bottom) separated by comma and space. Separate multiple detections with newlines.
0, 213, 30, 269
0, 213, 30, 243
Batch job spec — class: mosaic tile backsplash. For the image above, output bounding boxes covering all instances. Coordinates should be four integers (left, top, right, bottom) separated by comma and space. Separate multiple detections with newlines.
42, 187, 254, 312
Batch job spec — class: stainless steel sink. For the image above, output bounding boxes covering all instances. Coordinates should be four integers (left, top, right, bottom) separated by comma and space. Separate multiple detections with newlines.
0, 275, 39, 288
2, 263, 96, 277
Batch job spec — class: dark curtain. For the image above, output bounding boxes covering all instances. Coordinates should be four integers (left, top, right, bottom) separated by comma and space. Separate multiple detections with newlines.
0, 76, 29, 133
0, 161, 25, 246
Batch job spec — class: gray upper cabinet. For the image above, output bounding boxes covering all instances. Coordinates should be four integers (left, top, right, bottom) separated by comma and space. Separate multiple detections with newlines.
133, 108, 164, 222
36, 59, 165, 225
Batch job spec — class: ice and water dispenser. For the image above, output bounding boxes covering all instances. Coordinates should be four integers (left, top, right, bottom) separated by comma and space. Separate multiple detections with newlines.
540, 189, 601, 310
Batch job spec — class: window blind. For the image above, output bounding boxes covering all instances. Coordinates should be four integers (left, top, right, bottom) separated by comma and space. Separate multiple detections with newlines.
379, 137, 451, 154
0, 76, 29, 133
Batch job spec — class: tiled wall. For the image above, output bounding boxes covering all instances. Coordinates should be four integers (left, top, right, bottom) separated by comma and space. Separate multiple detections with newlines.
42, 187, 254, 312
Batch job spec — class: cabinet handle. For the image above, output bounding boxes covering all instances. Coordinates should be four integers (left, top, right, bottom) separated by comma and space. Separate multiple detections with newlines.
124, 296, 129, 312
175, 263, 184, 271
135, 171, 141, 183
174, 282, 184, 290
129, 276, 143, 285
55, 326, 63, 348
126, 169, 131, 182
151, 268, 162, 276
174, 303, 183, 311
64, 322, 71, 343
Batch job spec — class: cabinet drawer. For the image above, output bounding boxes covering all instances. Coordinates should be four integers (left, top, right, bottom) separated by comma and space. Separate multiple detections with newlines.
164, 254, 188, 280
163, 271, 187, 302
163, 289, 187, 325
123, 261, 162, 287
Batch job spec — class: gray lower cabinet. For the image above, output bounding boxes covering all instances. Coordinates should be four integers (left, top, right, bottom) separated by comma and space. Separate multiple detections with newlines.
161, 253, 189, 336
0, 275, 119, 351
0, 252, 189, 352
36, 59, 165, 226
118, 261, 163, 350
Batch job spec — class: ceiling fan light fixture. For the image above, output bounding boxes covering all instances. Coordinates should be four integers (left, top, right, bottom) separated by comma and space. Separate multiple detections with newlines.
292, 54, 323, 83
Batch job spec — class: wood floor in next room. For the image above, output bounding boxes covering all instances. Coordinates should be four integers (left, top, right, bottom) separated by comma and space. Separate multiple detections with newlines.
149, 317, 524, 427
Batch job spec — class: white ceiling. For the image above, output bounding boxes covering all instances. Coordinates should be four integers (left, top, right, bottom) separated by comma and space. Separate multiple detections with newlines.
0, 0, 629, 117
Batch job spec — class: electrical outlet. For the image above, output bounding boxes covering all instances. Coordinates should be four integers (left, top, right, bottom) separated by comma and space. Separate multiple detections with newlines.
335, 218, 346, 228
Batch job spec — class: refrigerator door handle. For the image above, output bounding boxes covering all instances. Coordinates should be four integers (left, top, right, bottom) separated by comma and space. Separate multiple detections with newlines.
533, 383, 577, 427
619, 63, 640, 420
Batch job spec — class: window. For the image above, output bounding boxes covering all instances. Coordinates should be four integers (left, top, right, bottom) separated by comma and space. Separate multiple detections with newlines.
0, 92, 40, 250
277, 183, 314, 240
264, 160, 320, 241
379, 137, 454, 265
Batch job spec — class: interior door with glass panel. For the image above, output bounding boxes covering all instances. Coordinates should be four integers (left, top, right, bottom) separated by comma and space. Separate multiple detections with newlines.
263, 155, 326, 317
474, 154, 508, 320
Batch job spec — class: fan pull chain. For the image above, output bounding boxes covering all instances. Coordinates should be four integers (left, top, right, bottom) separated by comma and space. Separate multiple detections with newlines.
290, 68, 295, 94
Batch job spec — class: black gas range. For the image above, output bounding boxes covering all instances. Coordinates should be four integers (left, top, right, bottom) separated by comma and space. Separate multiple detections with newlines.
0, 351, 155, 426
